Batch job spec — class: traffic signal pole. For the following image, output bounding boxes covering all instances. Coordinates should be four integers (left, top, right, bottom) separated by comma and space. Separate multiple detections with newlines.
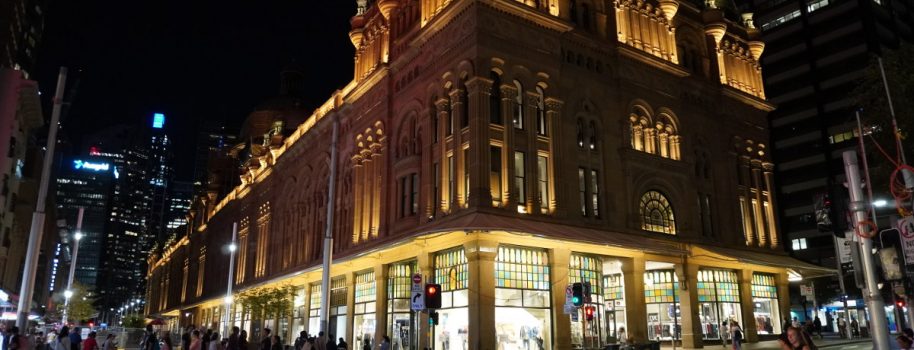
843, 150, 890, 350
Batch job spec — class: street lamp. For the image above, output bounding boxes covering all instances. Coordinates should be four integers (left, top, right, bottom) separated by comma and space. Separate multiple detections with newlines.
223, 222, 239, 338
62, 208, 85, 325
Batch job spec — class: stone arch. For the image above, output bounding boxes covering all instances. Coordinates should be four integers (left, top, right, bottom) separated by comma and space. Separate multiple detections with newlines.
655, 108, 681, 160
628, 102, 654, 152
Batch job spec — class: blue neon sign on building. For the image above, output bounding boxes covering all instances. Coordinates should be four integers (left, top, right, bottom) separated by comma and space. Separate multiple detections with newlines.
152, 113, 165, 129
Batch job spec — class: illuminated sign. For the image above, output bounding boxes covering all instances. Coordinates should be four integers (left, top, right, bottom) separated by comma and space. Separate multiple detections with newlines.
73, 160, 110, 172
153, 113, 165, 129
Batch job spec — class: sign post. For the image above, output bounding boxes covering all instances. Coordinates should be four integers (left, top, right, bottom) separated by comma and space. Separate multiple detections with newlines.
411, 273, 424, 311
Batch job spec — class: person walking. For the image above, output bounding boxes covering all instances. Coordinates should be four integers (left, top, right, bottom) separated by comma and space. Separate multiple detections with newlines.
259, 330, 271, 350
141, 326, 157, 350
68, 328, 81, 350
378, 336, 389, 350
239, 331, 248, 350
270, 336, 282, 350
335, 338, 346, 350
183, 327, 195, 350
54, 328, 70, 350
81, 332, 98, 350
189, 331, 201, 350
780, 327, 812, 350
207, 334, 222, 350
227, 327, 240, 350
161, 332, 173, 350
812, 317, 822, 339
314, 333, 326, 350
100, 335, 116, 350
294, 332, 307, 350
325, 335, 336, 350
729, 321, 743, 350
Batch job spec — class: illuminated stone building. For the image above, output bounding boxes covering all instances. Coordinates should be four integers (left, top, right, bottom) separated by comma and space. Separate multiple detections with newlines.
146, 0, 831, 349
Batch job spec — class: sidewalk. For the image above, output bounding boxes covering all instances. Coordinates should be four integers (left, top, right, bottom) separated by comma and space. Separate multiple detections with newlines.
660, 335, 871, 350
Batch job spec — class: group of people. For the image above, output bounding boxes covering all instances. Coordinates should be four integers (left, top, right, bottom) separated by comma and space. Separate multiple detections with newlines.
0, 324, 116, 350
178, 327, 391, 350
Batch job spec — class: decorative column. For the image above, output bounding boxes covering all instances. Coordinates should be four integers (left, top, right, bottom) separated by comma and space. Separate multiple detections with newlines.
739, 269, 759, 343
670, 135, 681, 160
502, 86, 518, 210
762, 163, 779, 249
362, 148, 374, 240
373, 264, 389, 347
466, 77, 492, 208
630, 119, 643, 151
345, 272, 356, 344
740, 156, 755, 246
417, 251, 433, 350
465, 239, 497, 350
450, 87, 467, 208
751, 160, 767, 247
370, 142, 383, 237
302, 283, 312, 334
422, 107, 436, 221
622, 256, 648, 343
549, 248, 572, 350
658, 131, 669, 158
352, 155, 364, 242
545, 98, 563, 214
644, 128, 656, 154
776, 272, 790, 329
436, 98, 450, 212
676, 262, 703, 348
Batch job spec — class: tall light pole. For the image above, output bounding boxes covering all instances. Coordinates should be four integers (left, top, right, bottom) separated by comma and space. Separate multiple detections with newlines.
62, 208, 84, 325
223, 222, 238, 338
320, 115, 340, 334
16, 67, 67, 328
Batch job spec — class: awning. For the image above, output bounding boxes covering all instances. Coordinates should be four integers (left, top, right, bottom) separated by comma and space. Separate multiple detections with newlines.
419, 212, 686, 255
694, 245, 837, 279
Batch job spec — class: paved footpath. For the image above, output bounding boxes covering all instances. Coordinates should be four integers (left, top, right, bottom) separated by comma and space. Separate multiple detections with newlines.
661, 335, 874, 350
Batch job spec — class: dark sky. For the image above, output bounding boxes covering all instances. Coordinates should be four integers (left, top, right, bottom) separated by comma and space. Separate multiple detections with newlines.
35, 1, 356, 180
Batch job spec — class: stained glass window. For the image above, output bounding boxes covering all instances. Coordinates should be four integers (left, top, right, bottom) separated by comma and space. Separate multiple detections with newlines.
330, 276, 347, 307
496, 246, 550, 290
644, 270, 679, 304
752, 273, 777, 299
697, 269, 740, 303
603, 274, 623, 301
355, 270, 376, 304
640, 191, 676, 234
388, 260, 417, 301
309, 282, 321, 317
569, 254, 602, 295
435, 247, 468, 291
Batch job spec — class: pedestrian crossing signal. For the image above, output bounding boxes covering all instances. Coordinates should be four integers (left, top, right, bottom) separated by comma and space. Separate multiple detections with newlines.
572, 282, 584, 307
429, 311, 439, 326
584, 306, 595, 321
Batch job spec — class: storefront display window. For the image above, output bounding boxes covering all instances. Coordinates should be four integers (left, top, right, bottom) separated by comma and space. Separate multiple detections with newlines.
603, 273, 625, 342
752, 273, 780, 335
354, 270, 377, 349
309, 282, 321, 335
292, 287, 306, 339
389, 260, 417, 350
644, 269, 680, 341
697, 269, 741, 340
495, 246, 552, 350
434, 247, 469, 350
330, 276, 348, 342
570, 254, 604, 349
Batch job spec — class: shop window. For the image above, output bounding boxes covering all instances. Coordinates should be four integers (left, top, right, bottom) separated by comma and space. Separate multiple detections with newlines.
433, 248, 469, 350
389, 261, 418, 350
752, 273, 781, 335
308, 282, 322, 334
329, 277, 348, 340
697, 269, 742, 340
640, 191, 676, 234
570, 254, 604, 349
603, 274, 626, 342
292, 287, 306, 339
644, 270, 680, 341
791, 238, 807, 251
495, 246, 552, 350
354, 271, 377, 350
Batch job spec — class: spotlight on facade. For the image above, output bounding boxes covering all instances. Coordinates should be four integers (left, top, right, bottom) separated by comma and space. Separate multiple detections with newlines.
873, 199, 887, 208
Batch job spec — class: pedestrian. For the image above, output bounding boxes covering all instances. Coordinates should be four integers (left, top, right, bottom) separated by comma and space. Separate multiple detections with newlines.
35, 332, 45, 350
294, 332, 307, 350
837, 318, 846, 339
10, 326, 28, 350
161, 332, 172, 350
898, 335, 914, 350
270, 336, 282, 350
780, 327, 811, 350
203, 330, 212, 350
100, 335, 116, 350
850, 318, 859, 338
259, 330, 271, 350
141, 326, 157, 350
69, 328, 81, 350
183, 327, 195, 350
82, 332, 98, 350
227, 327, 240, 350
325, 335, 336, 350
360, 337, 369, 350
55, 328, 70, 350
335, 338, 346, 350
207, 333, 222, 350
812, 317, 822, 339
239, 331, 248, 350
378, 336, 389, 350
189, 331, 201, 350
729, 321, 742, 350
314, 333, 326, 350
301, 338, 312, 350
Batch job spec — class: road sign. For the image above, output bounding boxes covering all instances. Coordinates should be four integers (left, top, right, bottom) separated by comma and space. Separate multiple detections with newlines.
571, 311, 579, 322
563, 302, 576, 315
411, 273, 424, 310
898, 217, 914, 265
800, 285, 814, 297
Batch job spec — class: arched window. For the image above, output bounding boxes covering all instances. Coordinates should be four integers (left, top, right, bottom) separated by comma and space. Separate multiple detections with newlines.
535, 86, 546, 136
513, 80, 524, 130
490, 71, 502, 125
656, 113, 680, 160
629, 107, 651, 153
576, 119, 585, 148
640, 191, 676, 234
588, 120, 597, 150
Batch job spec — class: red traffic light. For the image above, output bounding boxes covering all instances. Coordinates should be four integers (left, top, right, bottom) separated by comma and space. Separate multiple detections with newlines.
425, 283, 442, 309
584, 306, 595, 320
897, 299, 907, 308
427, 285, 437, 294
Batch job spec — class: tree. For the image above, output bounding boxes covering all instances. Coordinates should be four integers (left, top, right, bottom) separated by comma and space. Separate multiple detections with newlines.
51, 282, 97, 324
234, 285, 296, 335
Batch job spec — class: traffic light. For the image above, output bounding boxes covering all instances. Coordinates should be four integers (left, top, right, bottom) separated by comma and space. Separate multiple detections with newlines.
429, 311, 440, 326
896, 294, 907, 308
814, 192, 833, 233
425, 283, 442, 309
583, 282, 592, 303
572, 282, 584, 307
584, 306, 595, 321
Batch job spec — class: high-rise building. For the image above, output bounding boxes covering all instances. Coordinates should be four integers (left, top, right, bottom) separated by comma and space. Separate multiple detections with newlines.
193, 121, 237, 192
750, 1, 914, 266
166, 180, 192, 237
147, 113, 174, 244
0, 0, 47, 77
146, 1, 830, 348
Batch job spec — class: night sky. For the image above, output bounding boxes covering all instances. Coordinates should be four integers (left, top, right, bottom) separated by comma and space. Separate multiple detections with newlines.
35, 1, 357, 180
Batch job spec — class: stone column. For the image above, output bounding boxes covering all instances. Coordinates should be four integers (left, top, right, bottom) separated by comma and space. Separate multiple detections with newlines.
417, 251, 432, 350
776, 272, 790, 329
550, 248, 572, 350
739, 269, 758, 343
374, 264, 389, 348
763, 163, 779, 249
465, 240, 497, 350
622, 256, 648, 343
345, 272, 356, 344
465, 77, 492, 208
436, 98, 450, 213
751, 160, 767, 247
740, 156, 755, 246
450, 87, 466, 207
302, 283, 312, 334
545, 98, 563, 215
501, 86, 518, 211
676, 262, 704, 348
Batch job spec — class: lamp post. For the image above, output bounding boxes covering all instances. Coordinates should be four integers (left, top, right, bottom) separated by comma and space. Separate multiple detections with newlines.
62, 208, 85, 325
223, 222, 238, 338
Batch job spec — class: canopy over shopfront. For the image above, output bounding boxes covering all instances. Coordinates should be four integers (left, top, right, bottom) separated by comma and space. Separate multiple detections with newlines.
693, 246, 836, 280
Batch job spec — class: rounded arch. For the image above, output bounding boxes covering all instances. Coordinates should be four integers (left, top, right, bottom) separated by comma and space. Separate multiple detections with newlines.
455, 59, 475, 80
639, 190, 676, 235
